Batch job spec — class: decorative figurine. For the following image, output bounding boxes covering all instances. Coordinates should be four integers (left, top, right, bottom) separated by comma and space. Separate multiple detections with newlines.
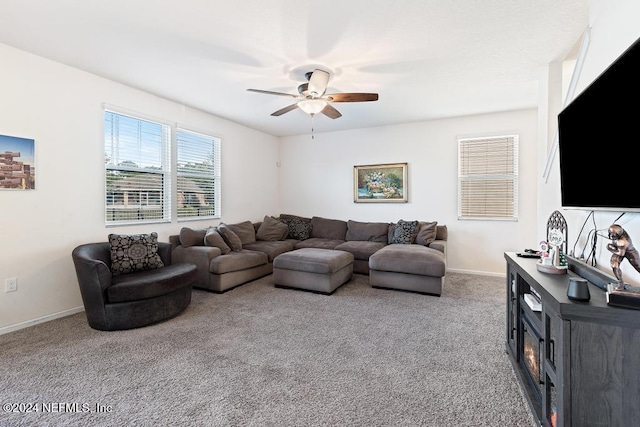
606, 224, 640, 290
539, 241, 551, 265
537, 238, 567, 274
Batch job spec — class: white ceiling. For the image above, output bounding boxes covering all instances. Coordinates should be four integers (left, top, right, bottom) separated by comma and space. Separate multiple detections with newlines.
0, 0, 589, 137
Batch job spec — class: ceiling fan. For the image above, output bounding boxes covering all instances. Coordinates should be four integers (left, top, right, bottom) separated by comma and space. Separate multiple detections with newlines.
247, 69, 378, 119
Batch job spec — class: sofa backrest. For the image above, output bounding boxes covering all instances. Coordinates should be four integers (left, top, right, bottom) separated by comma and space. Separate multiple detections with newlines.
345, 220, 389, 243
310, 216, 347, 240
436, 225, 447, 241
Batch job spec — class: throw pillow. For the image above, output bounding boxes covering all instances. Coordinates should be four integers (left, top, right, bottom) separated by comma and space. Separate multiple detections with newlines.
415, 221, 438, 246
108, 232, 164, 276
256, 215, 289, 241
279, 217, 313, 240
179, 227, 207, 247
226, 220, 256, 245
390, 219, 419, 244
204, 227, 231, 254
217, 223, 243, 252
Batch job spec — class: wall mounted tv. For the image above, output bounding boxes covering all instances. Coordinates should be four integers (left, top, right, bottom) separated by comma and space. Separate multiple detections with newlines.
558, 35, 640, 212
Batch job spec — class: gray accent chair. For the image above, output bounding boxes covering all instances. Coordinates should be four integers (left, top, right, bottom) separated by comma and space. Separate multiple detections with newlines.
72, 242, 197, 331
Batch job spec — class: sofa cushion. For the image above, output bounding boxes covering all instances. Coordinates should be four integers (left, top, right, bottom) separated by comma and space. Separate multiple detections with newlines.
369, 244, 446, 277
256, 215, 289, 241
280, 217, 313, 240
345, 220, 389, 243
389, 219, 419, 244
334, 241, 386, 261
294, 238, 345, 250
217, 224, 243, 252
226, 220, 256, 245
415, 221, 438, 246
179, 227, 206, 247
311, 216, 347, 240
243, 240, 296, 262
204, 227, 231, 254
108, 232, 165, 276
209, 250, 268, 274
108, 263, 197, 303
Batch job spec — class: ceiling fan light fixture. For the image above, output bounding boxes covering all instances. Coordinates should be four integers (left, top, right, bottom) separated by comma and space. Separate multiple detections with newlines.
297, 99, 327, 115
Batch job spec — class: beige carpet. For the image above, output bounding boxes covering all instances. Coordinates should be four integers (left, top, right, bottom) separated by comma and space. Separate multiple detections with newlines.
0, 273, 535, 426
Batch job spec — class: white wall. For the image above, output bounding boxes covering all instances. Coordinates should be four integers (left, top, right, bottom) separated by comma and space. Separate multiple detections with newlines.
279, 109, 539, 276
4, 0, 634, 333
539, 0, 640, 285
0, 43, 280, 332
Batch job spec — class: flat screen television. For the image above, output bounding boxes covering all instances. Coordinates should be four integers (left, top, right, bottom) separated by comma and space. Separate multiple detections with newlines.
558, 35, 640, 212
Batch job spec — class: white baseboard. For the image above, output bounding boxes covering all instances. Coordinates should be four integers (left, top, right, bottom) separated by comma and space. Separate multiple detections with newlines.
447, 268, 506, 278
0, 306, 85, 336
0, 270, 501, 335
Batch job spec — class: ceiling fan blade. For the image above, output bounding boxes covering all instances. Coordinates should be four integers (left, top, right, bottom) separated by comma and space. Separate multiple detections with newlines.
247, 88, 298, 98
271, 103, 299, 116
325, 93, 379, 102
308, 69, 330, 97
321, 104, 342, 119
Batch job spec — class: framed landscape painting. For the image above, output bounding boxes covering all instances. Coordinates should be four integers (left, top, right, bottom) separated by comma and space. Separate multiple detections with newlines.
0, 134, 35, 190
354, 163, 407, 203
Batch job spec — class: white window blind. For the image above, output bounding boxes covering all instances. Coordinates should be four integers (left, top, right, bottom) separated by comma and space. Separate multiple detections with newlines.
104, 111, 171, 224
176, 129, 221, 220
458, 135, 518, 220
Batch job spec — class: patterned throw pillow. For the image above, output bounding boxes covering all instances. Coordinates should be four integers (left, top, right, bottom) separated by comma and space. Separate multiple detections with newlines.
390, 219, 419, 244
108, 232, 164, 276
279, 217, 313, 240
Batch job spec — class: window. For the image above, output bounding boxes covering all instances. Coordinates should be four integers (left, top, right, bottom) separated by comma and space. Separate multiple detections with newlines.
105, 111, 170, 223
176, 129, 221, 220
458, 134, 518, 220
104, 109, 221, 225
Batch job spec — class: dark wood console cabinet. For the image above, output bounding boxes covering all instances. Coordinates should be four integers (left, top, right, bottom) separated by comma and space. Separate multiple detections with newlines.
505, 252, 640, 427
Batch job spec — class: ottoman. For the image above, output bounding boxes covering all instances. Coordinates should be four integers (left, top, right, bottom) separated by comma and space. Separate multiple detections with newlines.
273, 248, 354, 295
369, 244, 446, 296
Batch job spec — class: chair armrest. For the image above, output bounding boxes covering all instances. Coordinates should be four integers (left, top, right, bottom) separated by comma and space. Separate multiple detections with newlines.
71, 243, 113, 322
157, 242, 172, 265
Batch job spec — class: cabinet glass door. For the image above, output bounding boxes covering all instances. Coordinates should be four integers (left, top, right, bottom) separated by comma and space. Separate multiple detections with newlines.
545, 311, 559, 372
546, 374, 558, 427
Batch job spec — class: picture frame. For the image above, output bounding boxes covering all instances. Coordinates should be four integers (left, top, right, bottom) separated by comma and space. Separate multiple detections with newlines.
0, 134, 36, 190
354, 162, 407, 203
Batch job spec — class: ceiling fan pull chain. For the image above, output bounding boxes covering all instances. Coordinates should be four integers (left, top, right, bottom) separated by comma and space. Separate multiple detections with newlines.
311, 114, 315, 139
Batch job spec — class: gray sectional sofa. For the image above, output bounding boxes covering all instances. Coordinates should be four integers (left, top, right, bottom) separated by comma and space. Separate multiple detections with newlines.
169, 214, 447, 295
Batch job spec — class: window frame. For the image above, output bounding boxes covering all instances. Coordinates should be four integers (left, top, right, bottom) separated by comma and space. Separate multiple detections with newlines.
175, 127, 221, 222
104, 108, 221, 226
104, 110, 171, 225
457, 134, 519, 221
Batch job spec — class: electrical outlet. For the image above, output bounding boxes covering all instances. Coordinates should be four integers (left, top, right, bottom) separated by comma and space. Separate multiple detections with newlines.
5, 277, 17, 293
